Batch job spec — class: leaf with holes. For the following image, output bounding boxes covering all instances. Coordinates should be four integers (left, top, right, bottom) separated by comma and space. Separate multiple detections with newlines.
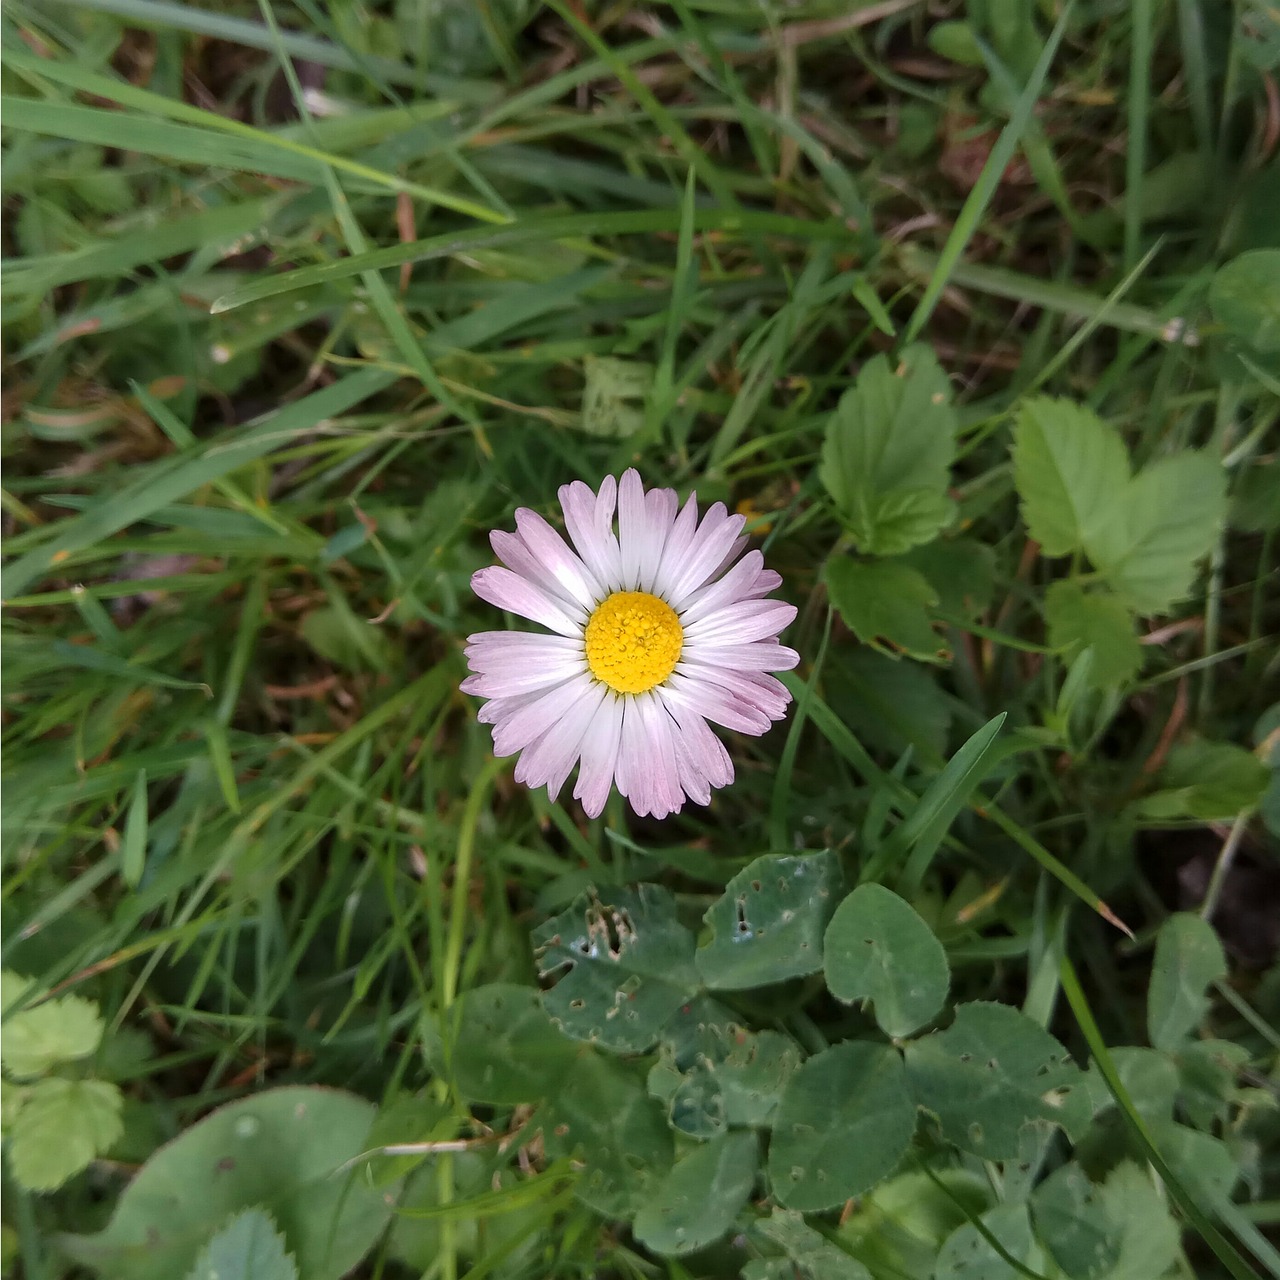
697, 852, 842, 990
435, 983, 578, 1104
647, 997, 801, 1137
819, 345, 957, 555
1147, 913, 1228, 1051
824, 885, 950, 1037
769, 1041, 916, 1211
905, 1002, 1090, 1160
533, 884, 698, 1053
540, 1050, 673, 1218
633, 1130, 758, 1256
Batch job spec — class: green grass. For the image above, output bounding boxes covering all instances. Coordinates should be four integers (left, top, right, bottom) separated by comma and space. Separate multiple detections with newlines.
2, 2, 1278, 1278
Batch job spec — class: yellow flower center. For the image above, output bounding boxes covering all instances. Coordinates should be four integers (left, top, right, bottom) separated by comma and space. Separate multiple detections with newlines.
584, 591, 683, 694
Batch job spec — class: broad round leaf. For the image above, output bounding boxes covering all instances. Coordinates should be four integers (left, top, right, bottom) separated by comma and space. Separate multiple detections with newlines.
1210, 248, 1280, 352
441, 983, 577, 1104
935, 1204, 1043, 1280
769, 1041, 915, 1211
905, 1001, 1090, 1160
541, 1051, 673, 1217
633, 1130, 758, 1256
697, 852, 842, 990
58, 1087, 394, 1280
824, 884, 950, 1037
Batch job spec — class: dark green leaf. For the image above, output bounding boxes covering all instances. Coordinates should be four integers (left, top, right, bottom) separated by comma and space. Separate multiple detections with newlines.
769, 1041, 915, 1211
824, 558, 948, 663
633, 1130, 758, 1257
1147, 913, 1227, 1051
906, 1002, 1090, 1160
1210, 249, 1280, 352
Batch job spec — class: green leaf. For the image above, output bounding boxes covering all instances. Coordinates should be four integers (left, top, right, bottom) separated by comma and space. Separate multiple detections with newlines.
1045, 581, 1143, 687
1135, 738, 1270, 821
819, 346, 957, 554
824, 885, 950, 1037
185, 1210, 298, 1280
648, 998, 800, 1136
633, 1130, 758, 1257
1146, 913, 1227, 1051
823, 559, 948, 663
438, 983, 578, 1104
1089, 451, 1227, 613
1152, 1122, 1240, 1204
0, 972, 104, 1078
579, 355, 651, 437
906, 1001, 1090, 1160
541, 1051, 673, 1217
1210, 248, 1280, 353
769, 1041, 915, 1211
1032, 1161, 1180, 1280
935, 1204, 1044, 1280
7, 1077, 123, 1192
696, 852, 842, 990
533, 884, 698, 1053
745, 1209, 872, 1280
59, 1087, 394, 1280
1012, 398, 1130, 558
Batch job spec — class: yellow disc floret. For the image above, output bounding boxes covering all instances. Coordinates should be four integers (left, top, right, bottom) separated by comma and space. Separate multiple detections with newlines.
584, 591, 683, 694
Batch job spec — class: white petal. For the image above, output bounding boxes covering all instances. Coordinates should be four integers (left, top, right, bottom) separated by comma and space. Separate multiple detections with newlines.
659, 689, 735, 790
636, 693, 684, 818
651, 493, 700, 601
617, 468, 648, 590
662, 672, 771, 735
573, 694, 624, 818
684, 600, 798, 645
491, 672, 595, 756
471, 566, 584, 637
676, 550, 766, 625
679, 663, 793, 721
679, 639, 801, 672
560, 478, 622, 591
460, 661, 583, 700
464, 630, 583, 670
513, 681, 606, 800
634, 486, 678, 594
514, 508, 603, 608
665, 505, 747, 606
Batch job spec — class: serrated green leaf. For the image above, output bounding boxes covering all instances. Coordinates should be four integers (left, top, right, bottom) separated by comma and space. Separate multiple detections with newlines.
533, 884, 698, 1053
58, 1086, 393, 1280
437, 983, 578, 1104
906, 1001, 1090, 1160
8, 1077, 122, 1192
633, 1129, 757, 1256
185, 1209, 298, 1280
819, 346, 957, 554
745, 1208, 873, 1280
824, 558, 948, 663
1045, 581, 1143, 687
1012, 398, 1130, 558
541, 1051, 673, 1217
0, 972, 104, 1078
1147, 913, 1227, 1051
697, 852, 842, 990
769, 1041, 915, 1211
824, 885, 950, 1037
1136, 738, 1270, 821
1089, 451, 1227, 613
935, 1204, 1044, 1280
1210, 248, 1280, 353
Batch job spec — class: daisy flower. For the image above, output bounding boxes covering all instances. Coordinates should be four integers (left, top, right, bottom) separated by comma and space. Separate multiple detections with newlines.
462, 470, 800, 819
